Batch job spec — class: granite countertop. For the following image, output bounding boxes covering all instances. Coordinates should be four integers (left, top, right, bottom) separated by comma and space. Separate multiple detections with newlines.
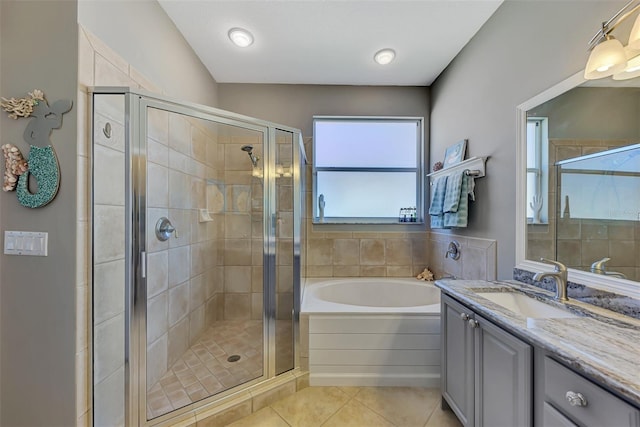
435, 279, 640, 407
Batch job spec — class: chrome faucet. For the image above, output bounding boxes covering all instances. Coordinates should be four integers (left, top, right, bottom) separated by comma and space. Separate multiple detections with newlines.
590, 257, 627, 279
532, 258, 569, 302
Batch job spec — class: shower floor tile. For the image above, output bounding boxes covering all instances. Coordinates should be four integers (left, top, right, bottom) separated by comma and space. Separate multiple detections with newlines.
147, 319, 264, 420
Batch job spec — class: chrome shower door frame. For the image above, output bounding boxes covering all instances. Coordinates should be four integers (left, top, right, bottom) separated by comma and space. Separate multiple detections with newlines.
91, 87, 303, 427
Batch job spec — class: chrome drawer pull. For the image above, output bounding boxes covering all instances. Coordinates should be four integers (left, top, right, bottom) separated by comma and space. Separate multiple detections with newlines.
468, 319, 479, 329
460, 313, 470, 321
565, 391, 588, 407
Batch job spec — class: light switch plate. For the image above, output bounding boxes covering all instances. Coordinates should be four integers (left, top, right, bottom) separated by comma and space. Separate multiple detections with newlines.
4, 231, 48, 256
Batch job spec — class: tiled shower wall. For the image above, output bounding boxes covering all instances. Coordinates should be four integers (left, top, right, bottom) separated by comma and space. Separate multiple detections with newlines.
527, 138, 640, 281
78, 25, 167, 426
144, 109, 223, 389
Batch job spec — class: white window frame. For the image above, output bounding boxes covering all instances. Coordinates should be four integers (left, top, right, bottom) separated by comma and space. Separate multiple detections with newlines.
526, 117, 549, 224
312, 116, 424, 224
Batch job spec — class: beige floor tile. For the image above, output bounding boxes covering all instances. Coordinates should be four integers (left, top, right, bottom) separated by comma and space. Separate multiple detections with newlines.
337, 386, 362, 397
355, 387, 440, 427
227, 407, 290, 427
322, 399, 395, 427
424, 406, 462, 427
271, 386, 350, 427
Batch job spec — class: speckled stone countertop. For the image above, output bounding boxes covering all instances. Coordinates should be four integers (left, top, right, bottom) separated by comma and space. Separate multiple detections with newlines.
435, 279, 640, 407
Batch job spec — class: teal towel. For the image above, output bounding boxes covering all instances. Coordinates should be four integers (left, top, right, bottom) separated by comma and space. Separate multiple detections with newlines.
444, 174, 470, 228
429, 176, 448, 229
443, 171, 464, 213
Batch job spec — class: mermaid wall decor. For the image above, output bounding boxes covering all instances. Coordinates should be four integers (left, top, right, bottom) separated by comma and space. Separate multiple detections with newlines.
1, 90, 73, 208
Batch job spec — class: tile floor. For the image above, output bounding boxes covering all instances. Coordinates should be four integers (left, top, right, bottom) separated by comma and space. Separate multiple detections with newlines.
147, 320, 264, 419
228, 386, 462, 427
147, 319, 294, 419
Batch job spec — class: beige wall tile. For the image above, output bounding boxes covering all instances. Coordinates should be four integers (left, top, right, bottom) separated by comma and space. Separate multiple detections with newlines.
169, 281, 190, 326
224, 267, 252, 293
307, 265, 333, 277
333, 265, 360, 277
360, 239, 385, 265
189, 305, 206, 344
385, 239, 412, 265
251, 293, 263, 320
308, 239, 333, 266
94, 53, 133, 87
224, 294, 251, 320
225, 239, 252, 265
94, 145, 125, 206
147, 334, 168, 391
196, 399, 252, 427
386, 266, 412, 277
169, 246, 191, 287
226, 214, 252, 239
277, 266, 294, 293
360, 266, 386, 276
94, 313, 125, 383
93, 259, 125, 324
148, 107, 169, 145
609, 240, 637, 266
168, 317, 190, 367
147, 250, 169, 298
94, 205, 125, 264
169, 170, 192, 209
147, 163, 169, 208
147, 293, 168, 343
93, 367, 125, 427
333, 239, 359, 266
169, 113, 192, 155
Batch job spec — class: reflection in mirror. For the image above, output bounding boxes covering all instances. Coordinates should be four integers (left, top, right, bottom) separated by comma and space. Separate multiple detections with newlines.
525, 81, 640, 282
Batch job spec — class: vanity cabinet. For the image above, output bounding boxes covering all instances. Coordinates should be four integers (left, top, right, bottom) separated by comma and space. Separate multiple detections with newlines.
441, 294, 532, 427
538, 356, 640, 427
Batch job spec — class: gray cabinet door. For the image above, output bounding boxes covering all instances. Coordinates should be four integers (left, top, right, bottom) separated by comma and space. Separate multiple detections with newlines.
442, 295, 475, 427
475, 313, 532, 427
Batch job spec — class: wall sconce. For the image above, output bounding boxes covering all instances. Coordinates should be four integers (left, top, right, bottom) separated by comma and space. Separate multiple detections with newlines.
585, 0, 640, 80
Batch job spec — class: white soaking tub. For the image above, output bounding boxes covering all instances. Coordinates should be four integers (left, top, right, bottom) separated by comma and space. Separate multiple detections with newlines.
301, 278, 441, 387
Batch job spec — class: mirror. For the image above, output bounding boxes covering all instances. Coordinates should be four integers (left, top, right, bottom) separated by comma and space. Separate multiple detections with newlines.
517, 72, 640, 289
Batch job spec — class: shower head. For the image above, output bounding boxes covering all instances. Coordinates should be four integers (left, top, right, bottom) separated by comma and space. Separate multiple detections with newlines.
240, 145, 259, 167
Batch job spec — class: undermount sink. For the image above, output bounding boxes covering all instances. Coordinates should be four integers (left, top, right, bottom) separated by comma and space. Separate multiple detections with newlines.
476, 291, 579, 319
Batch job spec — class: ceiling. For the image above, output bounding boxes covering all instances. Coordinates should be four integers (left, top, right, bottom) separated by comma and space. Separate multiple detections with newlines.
158, 0, 503, 86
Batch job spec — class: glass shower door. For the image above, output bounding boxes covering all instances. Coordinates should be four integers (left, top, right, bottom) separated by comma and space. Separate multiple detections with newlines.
140, 102, 268, 421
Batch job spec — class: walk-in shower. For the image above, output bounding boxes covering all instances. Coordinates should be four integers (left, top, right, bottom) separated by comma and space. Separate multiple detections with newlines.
90, 89, 305, 426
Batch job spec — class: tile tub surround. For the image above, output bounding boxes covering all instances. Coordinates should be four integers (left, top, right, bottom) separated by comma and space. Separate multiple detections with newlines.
513, 268, 640, 320
435, 279, 640, 407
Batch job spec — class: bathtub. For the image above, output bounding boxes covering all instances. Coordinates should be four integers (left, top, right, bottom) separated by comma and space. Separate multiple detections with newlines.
301, 278, 441, 387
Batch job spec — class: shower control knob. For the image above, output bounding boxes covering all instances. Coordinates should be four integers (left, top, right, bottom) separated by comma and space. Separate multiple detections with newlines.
468, 319, 479, 329
155, 217, 177, 241
460, 313, 470, 321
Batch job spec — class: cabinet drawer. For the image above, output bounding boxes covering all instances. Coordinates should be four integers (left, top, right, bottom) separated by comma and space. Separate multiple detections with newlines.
544, 357, 640, 427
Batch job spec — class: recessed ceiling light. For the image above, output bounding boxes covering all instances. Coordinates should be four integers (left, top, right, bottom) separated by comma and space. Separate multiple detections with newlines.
228, 27, 254, 48
374, 48, 396, 65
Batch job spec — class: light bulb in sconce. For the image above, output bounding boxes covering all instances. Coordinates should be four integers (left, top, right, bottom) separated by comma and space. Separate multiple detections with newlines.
584, 36, 627, 79
275, 165, 284, 176
282, 166, 292, 178
613, 47, 640, 80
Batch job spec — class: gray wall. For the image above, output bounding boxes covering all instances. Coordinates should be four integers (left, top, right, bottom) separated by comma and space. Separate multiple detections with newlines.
529, 87, 640, 140
218, 84, 429, 138
429, 1, 627, 279
0, 1, 79, 425
78, 0, 219, 107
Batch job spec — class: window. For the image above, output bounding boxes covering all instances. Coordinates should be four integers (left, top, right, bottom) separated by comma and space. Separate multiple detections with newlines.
526, 117, 549, 223
312, 116, 424, 224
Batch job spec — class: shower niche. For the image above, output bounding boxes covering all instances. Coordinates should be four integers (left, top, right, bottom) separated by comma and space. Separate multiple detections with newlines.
91, 89, 305, 426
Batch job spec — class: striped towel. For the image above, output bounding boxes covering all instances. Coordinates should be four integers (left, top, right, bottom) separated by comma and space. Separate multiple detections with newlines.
444, 173, 470, 228
429, 176, 448, 229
